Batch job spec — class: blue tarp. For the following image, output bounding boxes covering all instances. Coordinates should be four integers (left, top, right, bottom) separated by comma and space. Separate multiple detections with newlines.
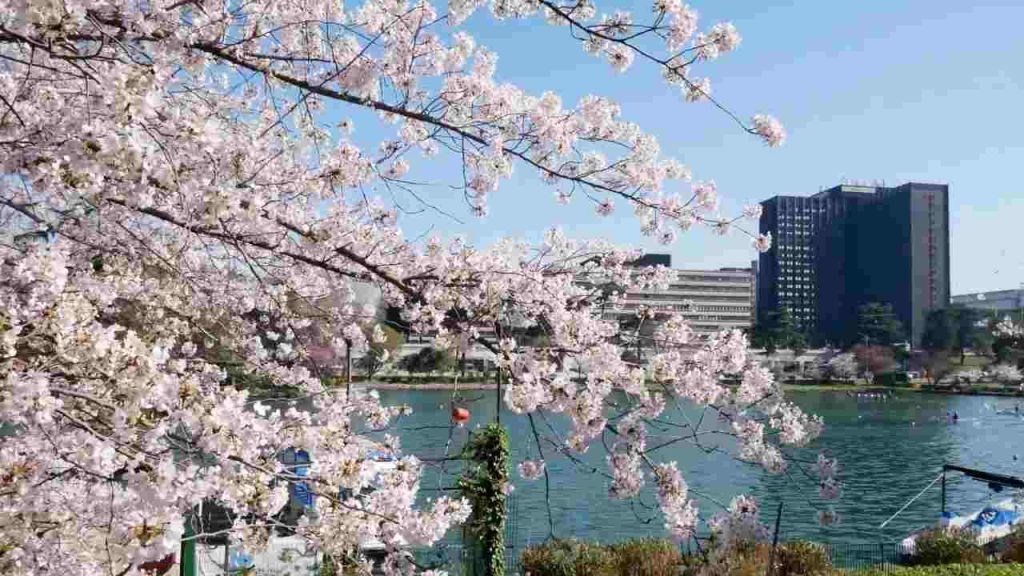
283, 449, 314, 508
229, 549, 255, 570
970, 506, 1020, 528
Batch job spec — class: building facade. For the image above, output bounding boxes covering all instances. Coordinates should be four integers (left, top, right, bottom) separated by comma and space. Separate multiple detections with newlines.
758, 182, 950, 348
951, 288, 1024, 320
601, 256, 756, 336
391, 255, 756, 370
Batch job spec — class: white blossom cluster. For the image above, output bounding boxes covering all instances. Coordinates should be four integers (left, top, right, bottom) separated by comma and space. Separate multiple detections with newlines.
988, 364, 1023, 384
995, 317, 1024, 339
707, 495, 770, 550
827, 353, 859, 381
0, 244, 471, 575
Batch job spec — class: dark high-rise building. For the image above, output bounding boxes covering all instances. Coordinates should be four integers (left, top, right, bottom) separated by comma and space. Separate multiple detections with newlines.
757, 182, 950, 348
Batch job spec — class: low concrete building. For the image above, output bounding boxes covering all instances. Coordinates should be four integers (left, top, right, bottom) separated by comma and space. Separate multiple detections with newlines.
951, 287, 1024, 319
597, 257, 756, 336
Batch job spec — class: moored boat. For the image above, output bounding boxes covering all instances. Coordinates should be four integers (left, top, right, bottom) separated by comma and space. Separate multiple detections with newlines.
893, 465, 1024, 554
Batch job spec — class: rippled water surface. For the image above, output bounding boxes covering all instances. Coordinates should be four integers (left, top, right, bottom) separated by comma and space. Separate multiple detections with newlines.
367, 389, 1024, 546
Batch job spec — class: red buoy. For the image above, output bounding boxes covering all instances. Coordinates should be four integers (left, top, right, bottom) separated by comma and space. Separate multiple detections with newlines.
451, 406, 470, 425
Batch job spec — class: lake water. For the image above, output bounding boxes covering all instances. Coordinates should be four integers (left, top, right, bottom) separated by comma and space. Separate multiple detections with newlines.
364, 389, 1024, 548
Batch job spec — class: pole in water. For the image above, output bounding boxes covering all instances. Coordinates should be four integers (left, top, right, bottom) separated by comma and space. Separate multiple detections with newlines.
766, 501, 783, 576
941, 472, 946, 515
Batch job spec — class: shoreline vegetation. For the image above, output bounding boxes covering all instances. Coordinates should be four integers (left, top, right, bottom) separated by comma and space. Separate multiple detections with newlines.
350, 380, 1024, 397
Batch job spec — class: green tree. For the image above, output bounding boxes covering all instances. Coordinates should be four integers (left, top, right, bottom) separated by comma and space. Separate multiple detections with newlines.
358, 324, 405, 379
751, 307, 806, 355
855, 302, 904, 346
953, 307, 991, 364
922, 306, 993, 364
922, 308, 955, 351
994, 335, 1023, 367
398, 346, 454, 374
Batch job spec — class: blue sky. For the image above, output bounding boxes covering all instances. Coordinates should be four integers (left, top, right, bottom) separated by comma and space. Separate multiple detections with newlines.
348, 0, 1024, 294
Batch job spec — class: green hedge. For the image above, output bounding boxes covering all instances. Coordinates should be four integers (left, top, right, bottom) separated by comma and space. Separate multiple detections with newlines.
854, 565, 1024, 576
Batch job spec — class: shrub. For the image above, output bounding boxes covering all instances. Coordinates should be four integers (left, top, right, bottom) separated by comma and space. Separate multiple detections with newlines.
912, 528, 984, 566
520, 539, 615, 576
774, 541, 831, 576
607, 538, 683, 576
695, 542, 768, 576
997, 528, 1024, 564
694, 541, 832, 576
522, 538, 683, 576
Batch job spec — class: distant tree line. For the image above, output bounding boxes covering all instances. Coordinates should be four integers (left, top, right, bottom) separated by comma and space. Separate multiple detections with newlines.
749, 300, 1024, 386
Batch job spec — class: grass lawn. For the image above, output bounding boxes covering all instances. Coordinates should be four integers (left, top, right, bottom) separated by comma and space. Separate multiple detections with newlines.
953, 355, 995, 369
849, 565, 1024, 575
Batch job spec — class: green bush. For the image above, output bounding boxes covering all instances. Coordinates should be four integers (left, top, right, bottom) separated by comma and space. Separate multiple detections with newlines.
854, 565, 1024, 575
912, 529, 985, 566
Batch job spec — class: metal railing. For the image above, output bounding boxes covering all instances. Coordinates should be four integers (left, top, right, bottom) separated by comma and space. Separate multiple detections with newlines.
821, 542, 916, 572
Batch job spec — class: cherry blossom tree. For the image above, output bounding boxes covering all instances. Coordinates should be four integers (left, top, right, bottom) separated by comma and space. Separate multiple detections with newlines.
1, 1, 827, 574
826, 353, 858, 383
987, 364, 1022, 386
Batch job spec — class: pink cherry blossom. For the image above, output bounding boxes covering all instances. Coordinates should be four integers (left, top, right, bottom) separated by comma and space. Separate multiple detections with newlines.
517, 460, 546, 480
0, 0, 815, 571
751, 114, 787, 147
